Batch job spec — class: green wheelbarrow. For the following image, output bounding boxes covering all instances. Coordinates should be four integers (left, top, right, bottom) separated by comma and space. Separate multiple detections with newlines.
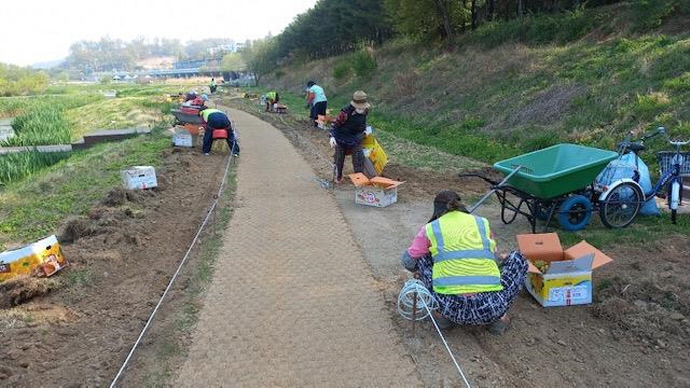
461, 143, 625, 232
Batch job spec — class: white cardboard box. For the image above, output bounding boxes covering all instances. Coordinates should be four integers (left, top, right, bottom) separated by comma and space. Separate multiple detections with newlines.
348, 173, 404, 208
172, 128, 193, 147
121, 166, 158, 190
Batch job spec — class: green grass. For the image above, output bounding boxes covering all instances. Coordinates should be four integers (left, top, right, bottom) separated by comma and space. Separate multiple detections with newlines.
0, 94, 103, 118
3, 104, 71, 146
0, 151, 71, 186
0, 128, 170, 250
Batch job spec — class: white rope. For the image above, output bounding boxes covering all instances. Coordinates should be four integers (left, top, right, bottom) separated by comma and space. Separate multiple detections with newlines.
397, 279, 472, 388
110, 151, 235, 387
397, 278, 437, 320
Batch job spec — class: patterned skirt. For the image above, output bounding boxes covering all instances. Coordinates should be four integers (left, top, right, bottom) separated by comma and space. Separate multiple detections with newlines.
418, 251, 528, 325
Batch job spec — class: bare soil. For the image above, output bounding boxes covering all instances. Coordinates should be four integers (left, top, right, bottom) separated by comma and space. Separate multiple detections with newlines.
0, 147, 228, 387
243, 103, 690, 387
2, 102, 688, 387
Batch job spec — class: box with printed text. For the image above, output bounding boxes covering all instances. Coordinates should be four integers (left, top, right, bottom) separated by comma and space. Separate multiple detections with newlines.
517, 233, 613, 307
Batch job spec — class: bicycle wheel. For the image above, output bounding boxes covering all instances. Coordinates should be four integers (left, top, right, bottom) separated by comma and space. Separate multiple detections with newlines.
599, 182, 643, 228
557, 195, 592, 232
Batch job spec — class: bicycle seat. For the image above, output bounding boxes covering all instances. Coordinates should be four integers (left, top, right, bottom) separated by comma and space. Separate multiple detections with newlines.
618, 141, 645, 153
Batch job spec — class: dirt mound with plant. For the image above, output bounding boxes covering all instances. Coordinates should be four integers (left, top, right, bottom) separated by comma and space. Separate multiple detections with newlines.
0, 277, 60, 309
0, 148, 229, 387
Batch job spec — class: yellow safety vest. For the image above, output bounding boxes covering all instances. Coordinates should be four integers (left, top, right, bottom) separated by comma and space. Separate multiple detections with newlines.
266, 91, 276, 100
200, 108, 223, 121
425, 211, 503, 295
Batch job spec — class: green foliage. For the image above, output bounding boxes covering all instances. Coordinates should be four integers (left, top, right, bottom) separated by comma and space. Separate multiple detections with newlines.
0, 94, 103, 118
630, 0, 680, 32
664, 73, 690, 91
100, 75, 111, 84
4, 104, 71, 146
221, 52, 245, 71
274, 70, 285, 79
0, 151, 70, 186
469, 7, 594, 48
332, 63, 351, 81
0, 63, 49, 96
271, 0, 391, 61
240, 39, 277, 86
351, 49, 377, 78
0, 134, 169, 242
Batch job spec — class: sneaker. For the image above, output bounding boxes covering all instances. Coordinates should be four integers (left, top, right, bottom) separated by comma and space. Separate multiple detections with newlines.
233, 153, 239, 157
204, 153, 210, 156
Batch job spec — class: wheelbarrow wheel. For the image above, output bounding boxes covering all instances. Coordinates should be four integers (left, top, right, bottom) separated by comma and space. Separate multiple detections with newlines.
600, 182, 643, 228
558, 195, 592, 231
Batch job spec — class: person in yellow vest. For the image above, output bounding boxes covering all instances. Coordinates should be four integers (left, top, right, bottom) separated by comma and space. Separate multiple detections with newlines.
402, 190, 528, 334
265, 91, 279, 112
198, 107, 239, 156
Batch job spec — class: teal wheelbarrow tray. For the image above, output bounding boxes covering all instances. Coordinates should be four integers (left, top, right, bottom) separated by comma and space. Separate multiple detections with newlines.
461, 144, 619, 233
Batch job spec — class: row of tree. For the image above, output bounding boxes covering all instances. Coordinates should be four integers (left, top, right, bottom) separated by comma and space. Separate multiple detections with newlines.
66, 37, 239, 74
239, 0, 632, 84
0, 63, 49, 97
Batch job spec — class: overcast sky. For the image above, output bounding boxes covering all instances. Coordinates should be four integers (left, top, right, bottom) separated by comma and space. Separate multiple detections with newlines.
0, 0, 318, 66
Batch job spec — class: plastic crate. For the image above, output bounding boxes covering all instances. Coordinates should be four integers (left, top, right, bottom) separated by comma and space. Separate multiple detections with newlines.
657, 151, 690, 176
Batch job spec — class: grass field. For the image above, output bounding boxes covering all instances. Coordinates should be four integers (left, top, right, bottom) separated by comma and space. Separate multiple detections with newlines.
0, 127, 170, 251
262, 7, 690, 172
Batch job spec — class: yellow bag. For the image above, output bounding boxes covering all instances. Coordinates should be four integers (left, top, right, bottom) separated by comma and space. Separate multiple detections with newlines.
363, 135, 388, 175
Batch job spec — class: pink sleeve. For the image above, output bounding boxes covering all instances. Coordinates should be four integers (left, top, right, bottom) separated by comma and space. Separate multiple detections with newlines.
407, 226, 431, 258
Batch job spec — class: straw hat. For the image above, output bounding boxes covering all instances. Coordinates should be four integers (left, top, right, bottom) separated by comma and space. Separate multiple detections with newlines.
351, 90, 371, 110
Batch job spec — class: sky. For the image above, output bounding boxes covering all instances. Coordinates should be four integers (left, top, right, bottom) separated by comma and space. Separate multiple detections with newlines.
0, 0, 318, 66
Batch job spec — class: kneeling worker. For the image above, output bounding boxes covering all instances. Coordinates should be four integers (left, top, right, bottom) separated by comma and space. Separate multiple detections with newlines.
265, 90, 279, 112
198, 107, 240, 156
402, 191, 528, 334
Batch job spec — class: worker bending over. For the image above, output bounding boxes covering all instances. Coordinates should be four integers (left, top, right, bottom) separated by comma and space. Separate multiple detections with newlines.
198, 107, 240, 156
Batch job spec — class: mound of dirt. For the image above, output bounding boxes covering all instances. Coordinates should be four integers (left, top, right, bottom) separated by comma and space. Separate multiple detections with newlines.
0, 276, 60, 309
0, 145, 229, 387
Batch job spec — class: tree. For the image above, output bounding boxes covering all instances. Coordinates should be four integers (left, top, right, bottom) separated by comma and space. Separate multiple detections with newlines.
221, 53, 246, 72
240, 39, 276, 86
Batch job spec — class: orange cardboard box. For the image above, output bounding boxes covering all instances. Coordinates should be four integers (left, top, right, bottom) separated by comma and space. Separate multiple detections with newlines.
517, 233, 613, 307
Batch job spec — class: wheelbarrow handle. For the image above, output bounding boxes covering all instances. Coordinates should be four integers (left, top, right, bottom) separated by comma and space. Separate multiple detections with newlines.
458, 173, 499, 186
466, 165, 523, 214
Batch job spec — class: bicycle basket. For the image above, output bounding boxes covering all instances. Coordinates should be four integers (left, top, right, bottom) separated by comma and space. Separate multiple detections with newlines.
657, 151, 690, 176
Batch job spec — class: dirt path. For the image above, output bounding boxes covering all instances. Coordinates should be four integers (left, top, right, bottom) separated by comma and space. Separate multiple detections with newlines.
227, 103, 689, 387
176, 108, 422, 386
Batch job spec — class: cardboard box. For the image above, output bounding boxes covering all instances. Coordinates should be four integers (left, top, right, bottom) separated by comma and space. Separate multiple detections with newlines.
517, 233, 613, 307
121, 166, 158, 190
172, 128, 193, 147
349, 173, 404, 208
0, 235, 68, 282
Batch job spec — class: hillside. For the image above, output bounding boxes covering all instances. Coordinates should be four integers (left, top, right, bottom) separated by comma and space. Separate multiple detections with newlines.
261, 5, 690, 165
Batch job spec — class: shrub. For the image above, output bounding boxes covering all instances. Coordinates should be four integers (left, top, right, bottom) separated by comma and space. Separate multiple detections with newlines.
332, 63, 351, 81
351, 49, 377, 78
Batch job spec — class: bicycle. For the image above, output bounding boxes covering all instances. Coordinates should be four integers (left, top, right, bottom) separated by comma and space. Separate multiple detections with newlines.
599, 126, 690, 227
